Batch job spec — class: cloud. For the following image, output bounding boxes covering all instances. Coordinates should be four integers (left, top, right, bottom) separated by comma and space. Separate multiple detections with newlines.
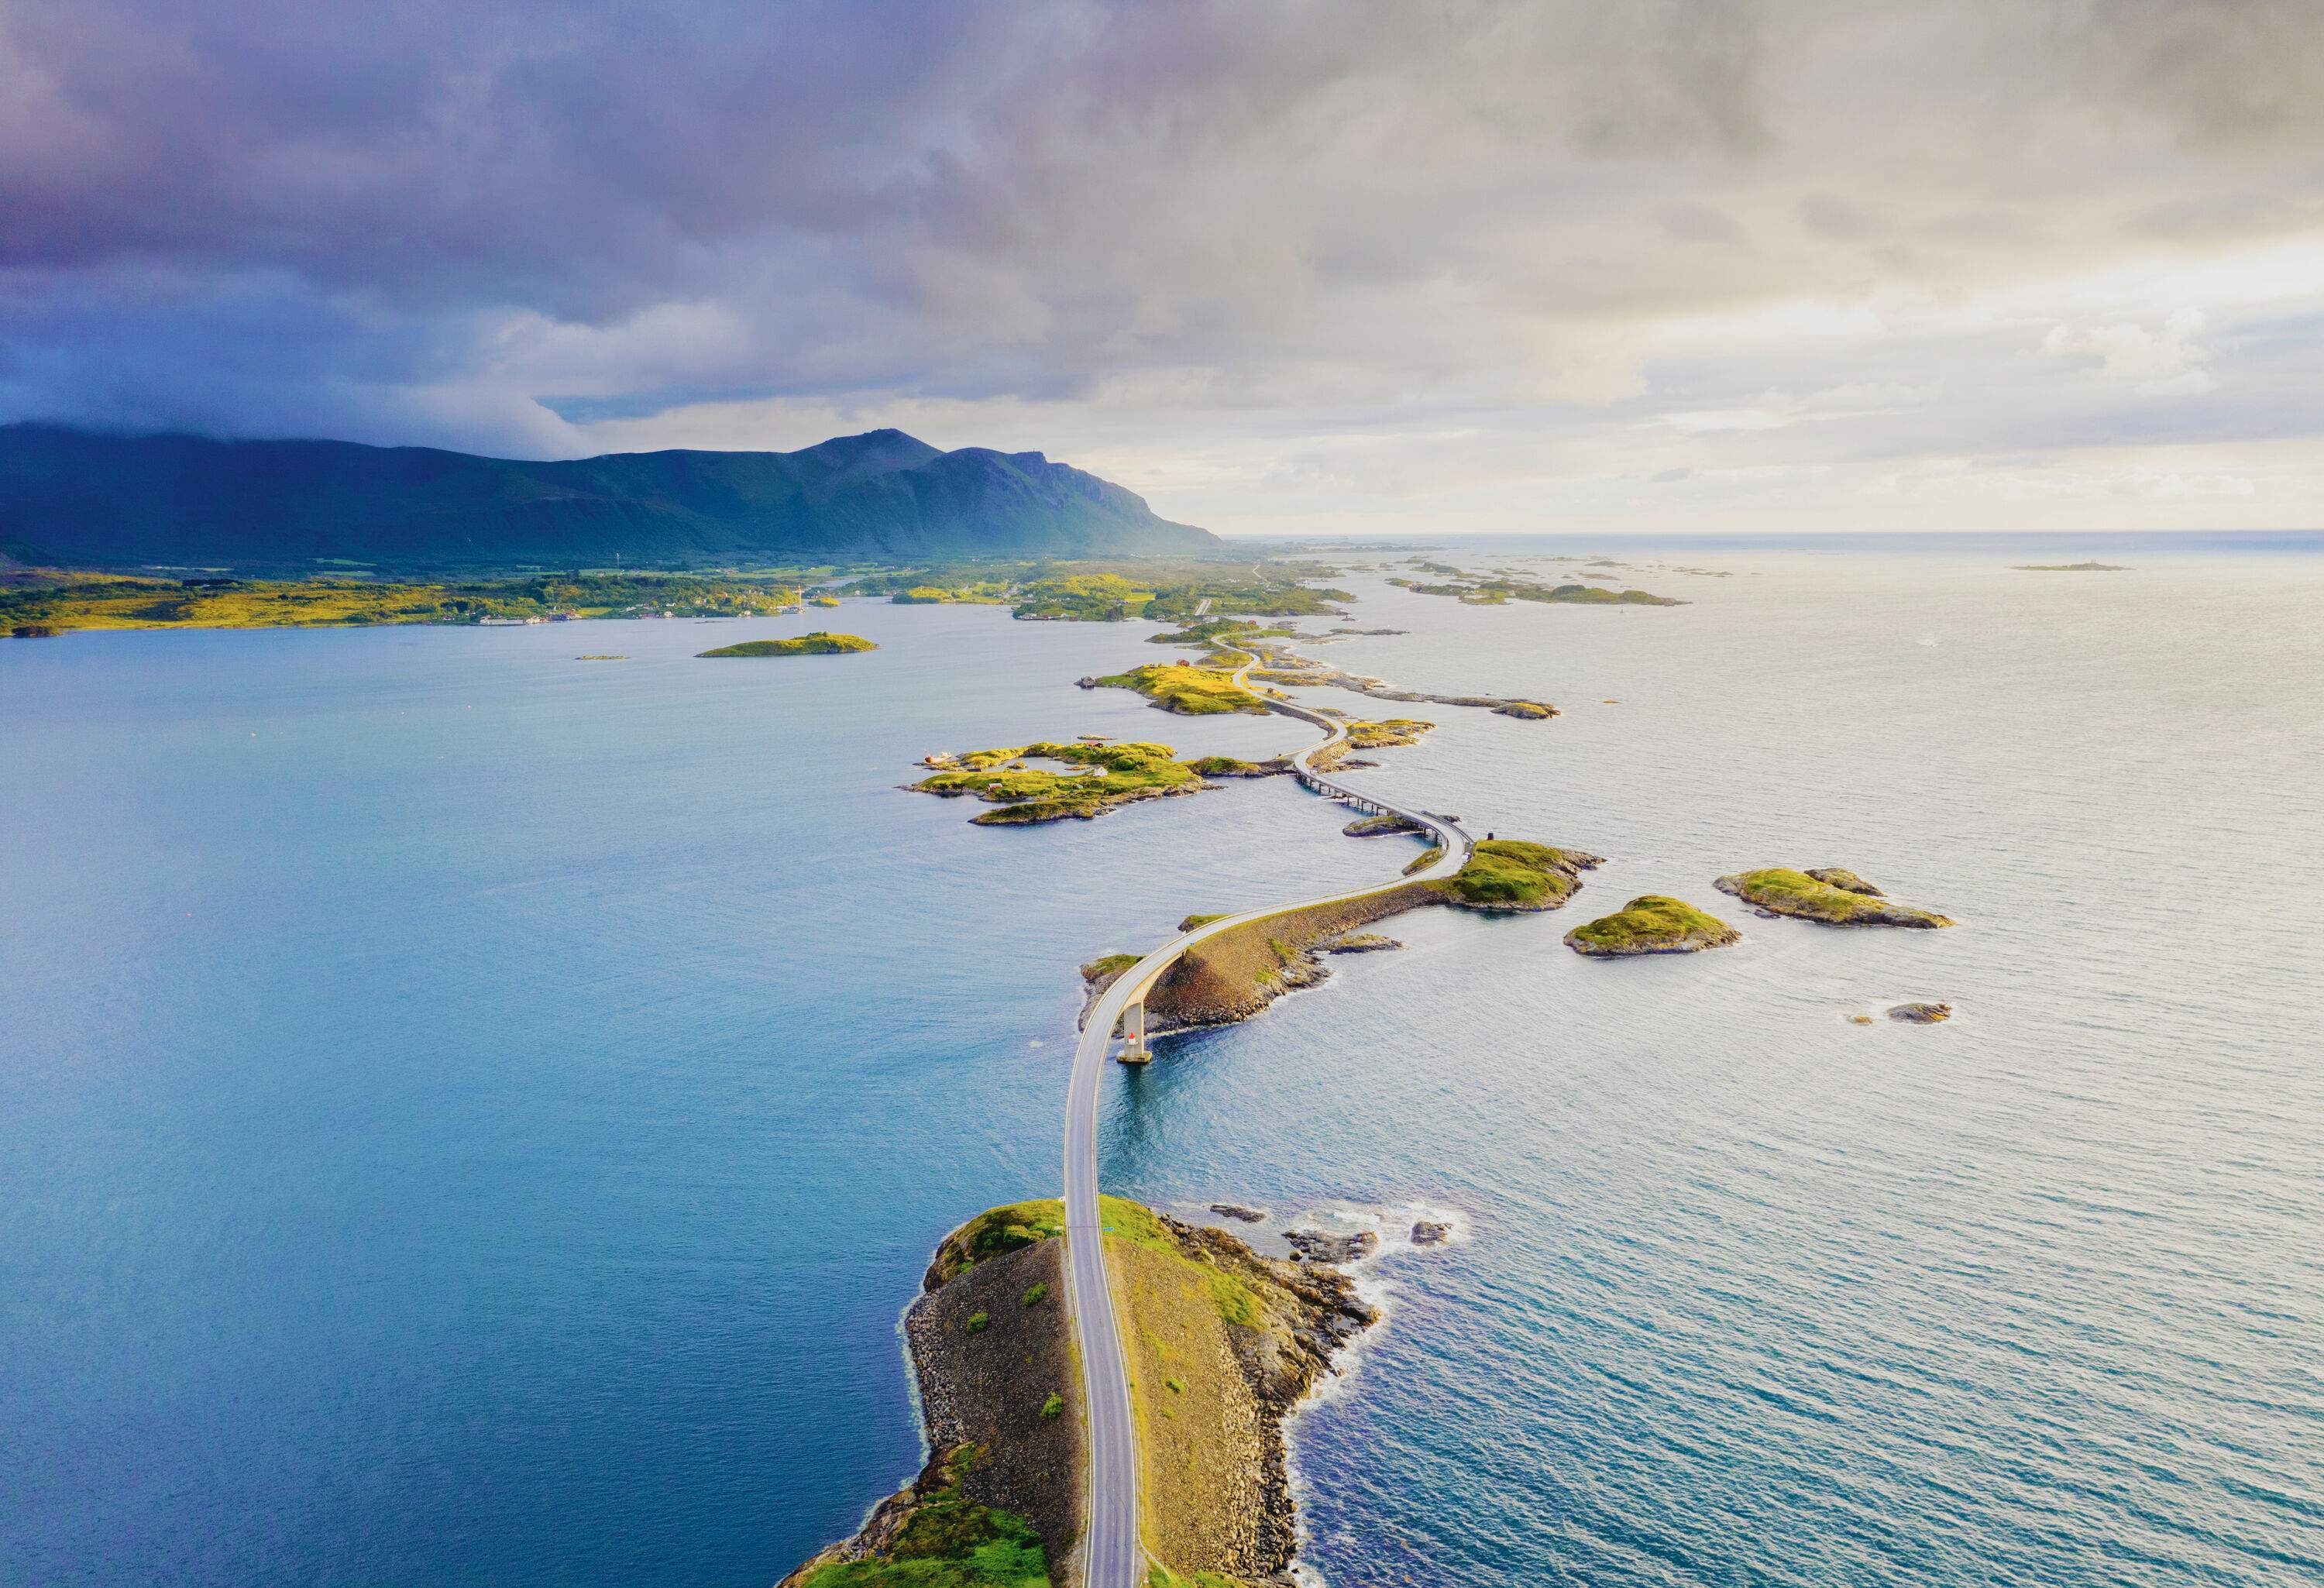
2, 0, 2322, 528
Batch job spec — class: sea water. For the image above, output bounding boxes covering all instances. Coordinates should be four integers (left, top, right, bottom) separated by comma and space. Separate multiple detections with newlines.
4, 538, 2319, 1586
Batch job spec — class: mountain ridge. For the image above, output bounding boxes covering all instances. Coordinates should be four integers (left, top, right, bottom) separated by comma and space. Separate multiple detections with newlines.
0, 424, 1222, 569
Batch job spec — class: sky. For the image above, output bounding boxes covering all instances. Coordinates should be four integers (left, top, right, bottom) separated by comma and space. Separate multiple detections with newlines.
4, 0, 2321, 535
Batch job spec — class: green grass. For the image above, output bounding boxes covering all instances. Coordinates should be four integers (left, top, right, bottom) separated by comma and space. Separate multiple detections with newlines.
1387, 571, 1682, 607
2, 570, 811, 636
1432, 839, 1589, 909
697, 630, 876, 657
1089, 663, 1267, 715
1021, 1282, 1048, 1308
965, 1311, 989, 1334
926, 1201, 1068, 1286
800, 1448, 1050, 1588
1144, 1566, 1250, 1588
1344, 717, 1432, 747
913, 741, 1205, 823
1717, 867, 1953, 927
1185, 754, 1262, 775
1039, 1392, 1063, 1420
1177, 913, 1229, 930
1565, 895, 1736, 954
1080, 953, 1141, 981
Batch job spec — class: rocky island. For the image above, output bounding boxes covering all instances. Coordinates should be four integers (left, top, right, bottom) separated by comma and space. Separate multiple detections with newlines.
1715, 867, 1954, 927
697, 630, 876, 657
1083, 840, 1601, 1031
1565, 895, 1740, 957
780, 1197, 1376, 1588
911, 741, 1219, 824
1081, 662, 1269, 715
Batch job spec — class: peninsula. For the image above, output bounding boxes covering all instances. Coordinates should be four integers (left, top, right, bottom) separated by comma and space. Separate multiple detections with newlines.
779, 1197, 1373, 1588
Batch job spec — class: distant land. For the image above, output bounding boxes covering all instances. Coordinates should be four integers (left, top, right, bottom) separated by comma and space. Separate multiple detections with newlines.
0, 424, 1221, 570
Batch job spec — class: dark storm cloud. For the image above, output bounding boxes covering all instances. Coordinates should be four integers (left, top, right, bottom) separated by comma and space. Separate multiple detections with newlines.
2, 0, 2322, 524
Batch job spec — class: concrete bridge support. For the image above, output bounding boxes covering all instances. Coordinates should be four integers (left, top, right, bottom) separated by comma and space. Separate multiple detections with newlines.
1117, 997, 1150, 1064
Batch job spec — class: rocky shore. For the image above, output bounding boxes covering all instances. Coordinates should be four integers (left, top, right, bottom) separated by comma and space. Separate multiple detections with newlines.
1565, 895, 1739, 957
777, 1198, 1378, 1588
1717, 866, 1954, 928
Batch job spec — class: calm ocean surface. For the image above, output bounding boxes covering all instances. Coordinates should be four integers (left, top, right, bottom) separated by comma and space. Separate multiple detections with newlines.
5, 538, 2321, 1586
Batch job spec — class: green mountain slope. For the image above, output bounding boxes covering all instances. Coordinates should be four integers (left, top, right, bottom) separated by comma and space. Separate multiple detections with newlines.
0, 424, 1222, 569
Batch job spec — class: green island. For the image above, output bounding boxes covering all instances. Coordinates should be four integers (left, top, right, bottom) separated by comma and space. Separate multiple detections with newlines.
2012, 561, 2128, 572
1715, 867, 1954, 927
1565, 895, 1740, 957
1, 569, 813, 637
1098, 839, 1601, 1032
1432, 839, 1601, 910
912, 741, 1215, 823
1085, 663, 1268, 715
1310, 717, 1432, 768
783, 1197, 1374, 1588
835, 560, 1349, 624
697, 631, 877, 658
1387, 568, 1683, 607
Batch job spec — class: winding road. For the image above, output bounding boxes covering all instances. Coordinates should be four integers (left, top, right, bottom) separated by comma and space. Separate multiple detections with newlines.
1061, 657, 1473, 1586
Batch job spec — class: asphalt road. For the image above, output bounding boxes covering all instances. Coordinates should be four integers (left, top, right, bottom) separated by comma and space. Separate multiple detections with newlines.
1061, 665, 1470, 1586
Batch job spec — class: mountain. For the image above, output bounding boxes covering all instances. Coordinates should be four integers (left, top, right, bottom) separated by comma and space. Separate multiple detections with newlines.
0, 424, 1222, 569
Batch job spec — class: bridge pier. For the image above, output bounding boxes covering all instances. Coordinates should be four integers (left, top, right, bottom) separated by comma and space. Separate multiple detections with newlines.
1117, 998, 1150, 1064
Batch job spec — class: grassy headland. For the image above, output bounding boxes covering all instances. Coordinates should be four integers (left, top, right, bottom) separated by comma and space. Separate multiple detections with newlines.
1087, 663, 1269, 715
913, 741, 1215, 823
1715, 867, 1954, 927
786, 1196, 1373, 1588
1566, 895, 1739, 956
1430, 840, 1602, 911
698, 631, 876, 657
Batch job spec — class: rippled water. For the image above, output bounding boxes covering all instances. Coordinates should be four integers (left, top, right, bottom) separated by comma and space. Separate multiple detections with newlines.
5, 540, 2321, 1586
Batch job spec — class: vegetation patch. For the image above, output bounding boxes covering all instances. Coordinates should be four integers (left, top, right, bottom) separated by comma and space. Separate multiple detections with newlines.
1715, 868, 1954, 927
925, 1201, 1068, 1287
1088, 663, 1268, 715
1, 569, 811, 636
912, 740, 1209, 824
792, 1445, 1051, 1588
1429, 840, 1602, 911
1565, 895, 1740, 957
698, 630, 877, 657
1388, 570, 1683, 606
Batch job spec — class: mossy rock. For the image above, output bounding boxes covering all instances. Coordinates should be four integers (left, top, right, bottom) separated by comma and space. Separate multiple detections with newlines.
1565, 895, 1738, 957
1716, 868, 1953, 927
1091, 663, 1267, 715
698, 631, 876, 658
1431, 840, 1601, 910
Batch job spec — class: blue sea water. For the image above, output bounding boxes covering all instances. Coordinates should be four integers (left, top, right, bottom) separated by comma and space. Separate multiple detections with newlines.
4, 540, 2321, 1586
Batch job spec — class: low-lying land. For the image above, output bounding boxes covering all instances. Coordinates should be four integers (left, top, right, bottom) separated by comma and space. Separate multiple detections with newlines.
1235, 644, 1557, 720
1715, 868, 1954, 927
1566, 895, 1739, 957
2, 569, 810, 636
1387, 569, 1683, 607
1096, 839, 1600, 1031
697, 631, 875, 657
2012, 561, 2128, 572
1310, 717, 1432, 769
913, 741, 1213, 823
838, 560, 1350, 623
1085, 663, 1269, 715
784, 1197, 1373, 1588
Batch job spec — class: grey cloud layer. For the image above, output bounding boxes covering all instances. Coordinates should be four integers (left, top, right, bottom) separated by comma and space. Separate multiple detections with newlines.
3, 0, 2320, 523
